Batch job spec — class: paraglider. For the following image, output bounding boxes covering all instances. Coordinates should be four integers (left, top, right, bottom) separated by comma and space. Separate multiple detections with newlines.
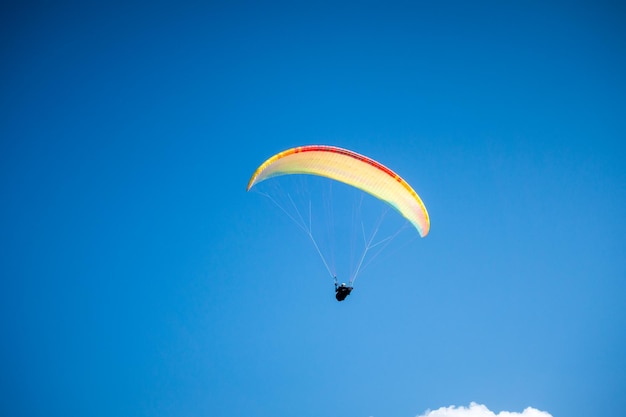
247, 145, 429, 301
334, 277, 353, 302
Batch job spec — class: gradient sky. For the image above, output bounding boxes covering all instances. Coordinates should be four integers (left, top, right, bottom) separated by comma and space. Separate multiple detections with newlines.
1, 2, 625, 417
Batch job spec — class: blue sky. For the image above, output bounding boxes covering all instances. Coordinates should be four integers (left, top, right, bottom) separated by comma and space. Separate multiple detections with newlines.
1, 1, 624, 416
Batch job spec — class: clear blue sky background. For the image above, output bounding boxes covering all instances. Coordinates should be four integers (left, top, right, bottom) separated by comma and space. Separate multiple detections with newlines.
1, 2, 624, 417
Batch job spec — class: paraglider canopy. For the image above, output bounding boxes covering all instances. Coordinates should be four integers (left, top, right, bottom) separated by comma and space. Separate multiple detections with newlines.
247, 145, 430, 237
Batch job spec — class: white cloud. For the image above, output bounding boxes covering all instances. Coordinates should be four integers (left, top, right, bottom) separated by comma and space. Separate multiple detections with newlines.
417, 402, 552, 417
